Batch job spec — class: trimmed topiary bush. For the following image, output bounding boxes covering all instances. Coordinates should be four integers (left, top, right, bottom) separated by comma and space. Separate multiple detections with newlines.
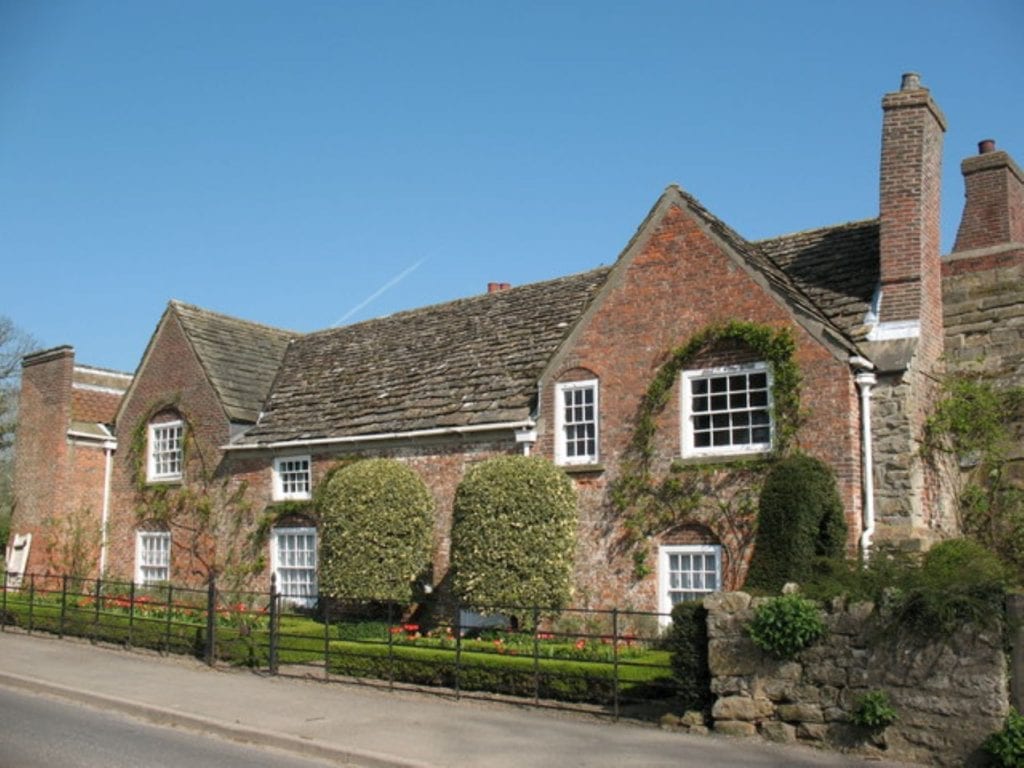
318, 459, 434, 603
450, 456, 576, 611
747, 594, 826, 659
664, 601, 711, 712
744, 453, 846, 592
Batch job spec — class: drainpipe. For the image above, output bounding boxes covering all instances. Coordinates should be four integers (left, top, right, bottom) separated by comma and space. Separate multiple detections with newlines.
99, 440, 115, 578
854, 370, 877, 561
515, 428, 538, 456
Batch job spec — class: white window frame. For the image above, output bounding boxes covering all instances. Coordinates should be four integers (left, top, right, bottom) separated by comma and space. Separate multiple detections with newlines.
680, 362, 772, 458
147, 420, 184, 482
657, 544, 722, 624
272, 455, 312, 501
135, 531, 171, 585
554, 379, 599, 465
271, 527, 318, 607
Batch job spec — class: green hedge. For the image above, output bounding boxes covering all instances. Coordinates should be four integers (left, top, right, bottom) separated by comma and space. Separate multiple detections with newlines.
664, 601, 710, 712
318, 459, 434, 603
450, 456, 576, 610
745, 453, 846, 592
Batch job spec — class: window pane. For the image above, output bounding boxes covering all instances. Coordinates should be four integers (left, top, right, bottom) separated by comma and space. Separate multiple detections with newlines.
686, 366, 771, 455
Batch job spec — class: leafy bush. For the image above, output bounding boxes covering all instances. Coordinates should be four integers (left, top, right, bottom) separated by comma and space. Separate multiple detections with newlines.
985, 709, 1024, 768
851, 690, 898, 729
747, 594, 826, 659
892, 538, 1009, 637
450, 456, 576, 610
318, 459, 434, 603
744, 453, 847, 592
664, 601, 710, 711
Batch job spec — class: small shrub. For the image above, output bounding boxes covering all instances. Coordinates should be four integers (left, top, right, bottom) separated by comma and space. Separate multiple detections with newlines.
985, 708, 1024, 768
664, 601, 710, 712
747, 594, 825, 659
744, 453, 847, 592
894, 538, 1009, 637
851, 690, 898, 730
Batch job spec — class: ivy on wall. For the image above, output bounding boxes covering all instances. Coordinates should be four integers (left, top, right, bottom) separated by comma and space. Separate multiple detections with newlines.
610, 320, 803, 579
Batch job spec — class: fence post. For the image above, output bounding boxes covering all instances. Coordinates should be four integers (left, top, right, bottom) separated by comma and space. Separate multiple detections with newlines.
387, 600, 395, 691
92, 576, 101, 642
612, 607, 620, 722
322, 596, 331, 681
27, 573, 35, 633
1, 567, 7, 632
59, 574, 68, 638
532, 604, 541, 704
268, 574, 279, 675
127, 580, 136, 648
163, 584, 173, 655
205, 576, 217, 666
454, 598, 462, 701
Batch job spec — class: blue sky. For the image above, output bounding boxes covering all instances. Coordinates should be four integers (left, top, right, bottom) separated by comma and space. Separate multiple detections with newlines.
2, 1, 1022, 373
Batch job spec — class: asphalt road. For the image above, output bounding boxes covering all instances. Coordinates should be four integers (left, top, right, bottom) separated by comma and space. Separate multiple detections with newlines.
0, 686, 345, 768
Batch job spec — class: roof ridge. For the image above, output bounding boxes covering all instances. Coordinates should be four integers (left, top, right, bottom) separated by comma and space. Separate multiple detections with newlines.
754, 217, 879, 245
169, 299, 296, 337
304, 266, 613, 340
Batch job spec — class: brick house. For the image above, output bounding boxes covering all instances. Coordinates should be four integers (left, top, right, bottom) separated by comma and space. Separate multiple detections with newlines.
10, 74, 1024, 617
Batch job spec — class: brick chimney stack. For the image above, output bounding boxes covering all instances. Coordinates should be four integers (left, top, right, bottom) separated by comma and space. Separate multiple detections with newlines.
877, 72, 947, 355
952, 139, 1024, 253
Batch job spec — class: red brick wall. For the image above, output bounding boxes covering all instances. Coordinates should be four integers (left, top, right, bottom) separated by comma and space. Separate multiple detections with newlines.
952, 149, 1024, 253
536, 198, 863, 609
106, 309, 233, 584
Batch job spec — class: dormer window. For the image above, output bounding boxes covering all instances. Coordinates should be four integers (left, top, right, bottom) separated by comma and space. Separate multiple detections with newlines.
273, 455, 312, 501
555, 379, 599, 465
147, 420, 183, 482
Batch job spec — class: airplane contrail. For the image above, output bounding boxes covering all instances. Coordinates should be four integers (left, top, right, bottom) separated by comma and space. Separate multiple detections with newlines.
332, 258, 426, 327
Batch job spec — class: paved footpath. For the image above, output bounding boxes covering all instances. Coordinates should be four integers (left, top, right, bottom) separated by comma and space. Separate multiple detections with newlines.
0, 631, 915, 768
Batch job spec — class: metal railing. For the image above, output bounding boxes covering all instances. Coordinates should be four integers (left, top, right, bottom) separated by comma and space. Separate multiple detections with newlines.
1, 570, 678, 719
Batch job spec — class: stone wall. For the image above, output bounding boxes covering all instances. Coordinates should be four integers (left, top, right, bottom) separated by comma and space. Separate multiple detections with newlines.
704, 592, 1008, 766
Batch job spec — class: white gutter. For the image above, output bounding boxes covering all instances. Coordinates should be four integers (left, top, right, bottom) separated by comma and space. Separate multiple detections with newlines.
222, 419, 536, 452
99, 440, 116, 578
853, 364, 877, 562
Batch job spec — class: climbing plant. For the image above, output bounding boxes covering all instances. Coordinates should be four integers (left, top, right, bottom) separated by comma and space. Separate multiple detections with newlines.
611, 320, 803, 578
128, 402, 259, 588
923, 374, 1024, 580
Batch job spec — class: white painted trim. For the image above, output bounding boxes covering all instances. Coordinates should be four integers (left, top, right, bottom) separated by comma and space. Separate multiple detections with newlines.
271, 526, 318, 608
272, 455, 313, 501
99, 444, 114, 577
657, 544, 722, 625
223, 419, 536, 452
867, 319, 921, 341
680, 362, 772, 459
554, 379, 600, 466
72, 381, 129, 396
147, 420, 184, 482
73, 364, 133, 381
135, 531, 171, 585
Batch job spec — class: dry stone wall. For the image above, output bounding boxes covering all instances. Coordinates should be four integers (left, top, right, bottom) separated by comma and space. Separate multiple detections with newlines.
705, 592, 1008, 766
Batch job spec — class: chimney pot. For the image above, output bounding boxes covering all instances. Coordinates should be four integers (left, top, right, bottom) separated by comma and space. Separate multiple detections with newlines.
487, 282, 512, 294
900, 72, 921, 91
978, 138, 996, 155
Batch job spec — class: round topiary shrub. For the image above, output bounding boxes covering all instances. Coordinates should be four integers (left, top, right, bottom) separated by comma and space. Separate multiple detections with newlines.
318, 459, 434, 603
744, 453, 847, 592
450, 455, 577, 610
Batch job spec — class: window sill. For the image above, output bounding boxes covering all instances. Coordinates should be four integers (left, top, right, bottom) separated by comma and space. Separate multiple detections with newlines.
560, 463, 605, 476
146, 477, 183, 486
673, 452, 772, 468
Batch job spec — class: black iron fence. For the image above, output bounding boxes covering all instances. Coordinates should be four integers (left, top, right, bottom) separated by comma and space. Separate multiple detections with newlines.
1, 571, 679, 719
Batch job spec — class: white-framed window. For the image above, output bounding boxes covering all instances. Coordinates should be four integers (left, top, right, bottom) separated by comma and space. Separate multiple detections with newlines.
135, 531, 171, 584
272, 455, 312, 501
555, 379, 599, 465
147, 420, 184, 481
658, 544, 722, 623
272, 527, 318, 606
681, 362, 772, 458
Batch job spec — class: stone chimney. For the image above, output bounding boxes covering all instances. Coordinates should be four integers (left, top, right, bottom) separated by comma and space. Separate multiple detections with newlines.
952, 139, 1024, 253
876, 72, 947, 358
